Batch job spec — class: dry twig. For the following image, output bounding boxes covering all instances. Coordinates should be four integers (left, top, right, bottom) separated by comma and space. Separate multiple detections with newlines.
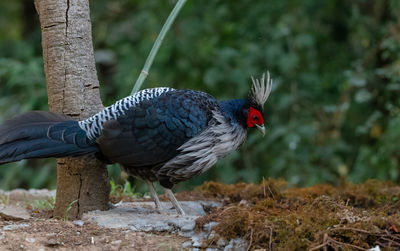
246, 228, 254, 251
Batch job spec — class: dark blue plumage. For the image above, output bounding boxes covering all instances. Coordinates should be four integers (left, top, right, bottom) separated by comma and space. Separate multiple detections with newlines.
0, 111, 96, 164
0, 74, 272, 215
97, 90, 217, 170
219, 99, 249, 125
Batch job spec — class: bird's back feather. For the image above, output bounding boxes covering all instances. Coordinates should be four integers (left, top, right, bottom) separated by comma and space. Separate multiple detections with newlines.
97, 89, 218, 169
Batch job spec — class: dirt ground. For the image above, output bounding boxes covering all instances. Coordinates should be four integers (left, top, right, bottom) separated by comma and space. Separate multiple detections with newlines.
1, 179, 400, 250
0, 215, 188, 251
0, 189, 192, 251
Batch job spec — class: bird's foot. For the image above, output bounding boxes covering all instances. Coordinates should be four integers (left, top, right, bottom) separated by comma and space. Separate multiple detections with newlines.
145, 180, 165, 213
164, 188, 186, 216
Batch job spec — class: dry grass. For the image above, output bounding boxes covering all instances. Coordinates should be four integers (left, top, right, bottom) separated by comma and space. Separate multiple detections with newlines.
194, 179, 400, 250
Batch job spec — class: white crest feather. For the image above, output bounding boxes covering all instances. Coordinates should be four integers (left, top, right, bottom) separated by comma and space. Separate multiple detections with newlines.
251, 72, 273, 108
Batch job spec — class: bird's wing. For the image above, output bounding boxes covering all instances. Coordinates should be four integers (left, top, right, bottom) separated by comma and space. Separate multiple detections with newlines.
96, 90, 218, 167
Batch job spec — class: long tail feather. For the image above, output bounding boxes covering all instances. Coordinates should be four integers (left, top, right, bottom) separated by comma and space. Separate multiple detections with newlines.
0, 111, 98, 164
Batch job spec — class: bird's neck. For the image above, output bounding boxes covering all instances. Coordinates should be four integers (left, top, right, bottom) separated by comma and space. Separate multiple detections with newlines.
218, 99, 249, 128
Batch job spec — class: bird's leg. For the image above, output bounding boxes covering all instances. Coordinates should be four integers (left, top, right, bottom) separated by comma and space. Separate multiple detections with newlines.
164, 188, 186, 216
145, 180, 164, 211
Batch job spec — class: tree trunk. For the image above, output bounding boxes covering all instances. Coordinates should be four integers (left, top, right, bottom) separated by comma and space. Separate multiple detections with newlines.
34, 0, 110, 219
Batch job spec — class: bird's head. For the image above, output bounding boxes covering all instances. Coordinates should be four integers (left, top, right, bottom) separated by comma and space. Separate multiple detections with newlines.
245, 72, 273, 136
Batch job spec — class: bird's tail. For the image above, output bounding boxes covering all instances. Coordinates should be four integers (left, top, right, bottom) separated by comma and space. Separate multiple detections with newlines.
0, 111, 99, 164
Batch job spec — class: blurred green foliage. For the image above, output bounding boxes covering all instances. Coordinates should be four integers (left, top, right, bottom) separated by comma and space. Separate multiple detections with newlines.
0, 0, 399, 191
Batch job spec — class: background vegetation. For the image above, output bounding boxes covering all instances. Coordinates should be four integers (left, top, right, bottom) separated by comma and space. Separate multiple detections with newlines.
0, 0, 399, 192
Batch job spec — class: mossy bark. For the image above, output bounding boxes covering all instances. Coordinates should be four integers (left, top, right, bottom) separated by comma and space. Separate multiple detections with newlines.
34, 0, 110, 219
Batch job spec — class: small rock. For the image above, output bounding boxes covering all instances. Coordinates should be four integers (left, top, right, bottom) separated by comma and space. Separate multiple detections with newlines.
45, 239, 59, 247
191, 236, 201, 247
206, 248, 219, 251
180, 221, 196, 232
368, 246, 381, 251
224, 240, 234, 251
224, 238, 247, 251
0, 206, 30, 221
73, 220, 84, 227
8, 190, 26, 202
27, 189, 56, 200
3, 223, 29, 231
111, 240, 122, 245
191, 248, 200, 251
113, 201, 123, 207
239, 200, 249, 206
208, 230, 218, 240
25, 237, 35, 243
203, 221, 218, 232
217, 237, 227, 247
182, 241, 192, 248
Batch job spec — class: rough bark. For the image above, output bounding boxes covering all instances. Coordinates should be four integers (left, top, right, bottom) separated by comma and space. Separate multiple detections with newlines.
34, 0, 110, 219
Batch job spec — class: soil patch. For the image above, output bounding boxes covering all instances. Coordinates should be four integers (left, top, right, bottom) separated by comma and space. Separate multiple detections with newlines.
0, 217, 187, 250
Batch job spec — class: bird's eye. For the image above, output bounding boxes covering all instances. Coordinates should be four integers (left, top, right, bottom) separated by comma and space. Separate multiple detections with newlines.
247, 107, 264, 128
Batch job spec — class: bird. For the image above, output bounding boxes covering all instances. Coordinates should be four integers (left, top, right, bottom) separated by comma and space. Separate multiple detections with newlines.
0, 73, 272, 215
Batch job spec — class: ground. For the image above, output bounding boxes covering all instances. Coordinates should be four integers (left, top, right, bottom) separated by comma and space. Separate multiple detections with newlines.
0, 179, 400, 250
0, 218, 187, 250
0, 190, 189, 251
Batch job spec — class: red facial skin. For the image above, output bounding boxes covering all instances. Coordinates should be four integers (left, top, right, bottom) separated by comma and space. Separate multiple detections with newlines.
247, 107, 264, 128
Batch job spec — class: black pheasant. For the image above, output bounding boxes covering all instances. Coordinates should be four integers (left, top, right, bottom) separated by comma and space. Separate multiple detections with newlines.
0, 73, 272, 215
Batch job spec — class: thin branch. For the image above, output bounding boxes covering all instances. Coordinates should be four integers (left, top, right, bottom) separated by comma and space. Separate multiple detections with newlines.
131, 0, 187, 95
268, 226, 273, 251
262, 177, 266, 198
309, 233, 329, 251
330, 227, 381, 236
246, 228, 254, 251
328, 237, 367, 250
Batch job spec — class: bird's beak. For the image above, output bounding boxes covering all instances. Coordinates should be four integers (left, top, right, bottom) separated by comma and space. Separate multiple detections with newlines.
255, 124, 266, 137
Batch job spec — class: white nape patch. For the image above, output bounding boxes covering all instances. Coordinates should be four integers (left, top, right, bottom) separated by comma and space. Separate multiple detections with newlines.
158, 109, 247, 182
78, 87, 174, 140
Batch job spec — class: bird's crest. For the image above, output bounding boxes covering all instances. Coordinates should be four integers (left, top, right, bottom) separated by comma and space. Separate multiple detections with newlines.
250, 72, 273, 109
